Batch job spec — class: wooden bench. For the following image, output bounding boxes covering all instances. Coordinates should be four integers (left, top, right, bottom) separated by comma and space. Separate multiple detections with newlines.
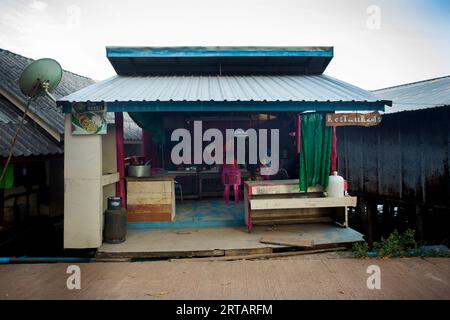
244, 179, 357, 232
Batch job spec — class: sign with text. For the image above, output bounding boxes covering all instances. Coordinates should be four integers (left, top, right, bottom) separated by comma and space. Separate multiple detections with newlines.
71, 102, 107, 135
325, 112, 382, 127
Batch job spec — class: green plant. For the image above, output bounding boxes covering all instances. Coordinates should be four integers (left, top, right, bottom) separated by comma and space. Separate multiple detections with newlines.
351, 241, 369, 258
400, 229, 418, 250
373, 230, 404, 257
352, 229, 422, 258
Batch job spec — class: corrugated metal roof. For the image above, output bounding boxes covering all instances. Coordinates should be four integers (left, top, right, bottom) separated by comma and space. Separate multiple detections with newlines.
0, 96, 63, 157
0, 48, 94, 135
106, 113, 142, 141
60, 74, 382, 103
373, 76, 450, 113
0, 101, 18, 123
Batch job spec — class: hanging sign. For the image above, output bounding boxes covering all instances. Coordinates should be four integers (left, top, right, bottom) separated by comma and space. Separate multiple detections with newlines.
71, 102, 107, 135
325, 111, 382, 127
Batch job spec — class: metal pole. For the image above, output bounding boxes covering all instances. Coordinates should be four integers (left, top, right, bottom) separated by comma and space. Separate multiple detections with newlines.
115, 112, 126, 208
0, 97, 33, 183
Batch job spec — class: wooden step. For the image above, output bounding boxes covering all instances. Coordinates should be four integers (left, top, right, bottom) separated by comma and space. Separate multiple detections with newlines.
252, 217, 334, 225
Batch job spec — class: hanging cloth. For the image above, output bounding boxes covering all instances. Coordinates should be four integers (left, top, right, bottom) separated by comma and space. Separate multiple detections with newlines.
299, 113, 332, 191
128, 112, 165, 143
0, 164, 14, 189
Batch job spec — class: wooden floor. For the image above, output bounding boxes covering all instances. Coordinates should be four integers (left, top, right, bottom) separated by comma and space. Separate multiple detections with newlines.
97, 223, 364, 259
128, 198, 245, 229
1, 257, 449, 299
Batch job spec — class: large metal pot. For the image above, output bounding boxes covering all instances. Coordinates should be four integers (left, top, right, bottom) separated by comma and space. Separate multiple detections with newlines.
126, 165, 151, 177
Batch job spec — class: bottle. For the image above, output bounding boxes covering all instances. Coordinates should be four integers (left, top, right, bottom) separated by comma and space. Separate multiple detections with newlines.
326, 171, 345, 197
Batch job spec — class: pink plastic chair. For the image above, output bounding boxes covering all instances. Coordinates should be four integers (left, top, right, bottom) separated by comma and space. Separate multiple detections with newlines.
222, 167, 241, 205
260, 164, 271, 180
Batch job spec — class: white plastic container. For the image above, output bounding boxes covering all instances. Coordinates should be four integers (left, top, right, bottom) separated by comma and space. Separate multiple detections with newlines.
327, 171, 345, 197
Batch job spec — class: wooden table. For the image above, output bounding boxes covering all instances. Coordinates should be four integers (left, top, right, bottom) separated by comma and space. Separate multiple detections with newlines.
198, 170, 250, 200
244, 179, 357, 232
165, 170, 199, 199
161, 169, 250, 200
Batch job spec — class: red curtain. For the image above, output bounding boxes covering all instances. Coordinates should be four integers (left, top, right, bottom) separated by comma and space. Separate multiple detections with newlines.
330, 126, 337, 173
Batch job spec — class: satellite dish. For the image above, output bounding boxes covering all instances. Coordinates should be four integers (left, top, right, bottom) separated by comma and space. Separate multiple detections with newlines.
0, 58, 63, 183
19, 58, 62, 98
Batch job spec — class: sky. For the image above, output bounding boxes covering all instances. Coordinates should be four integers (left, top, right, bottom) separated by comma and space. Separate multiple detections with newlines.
0, 0, 449, 90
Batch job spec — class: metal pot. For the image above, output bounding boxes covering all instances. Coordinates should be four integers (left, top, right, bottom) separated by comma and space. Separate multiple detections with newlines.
127, 165, 151, 177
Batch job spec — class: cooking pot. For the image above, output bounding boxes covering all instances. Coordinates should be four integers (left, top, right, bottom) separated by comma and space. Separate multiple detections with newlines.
127, 165, 151, 177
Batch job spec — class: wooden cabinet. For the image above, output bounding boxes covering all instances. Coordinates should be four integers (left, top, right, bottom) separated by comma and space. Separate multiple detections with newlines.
126, 177, 175, 222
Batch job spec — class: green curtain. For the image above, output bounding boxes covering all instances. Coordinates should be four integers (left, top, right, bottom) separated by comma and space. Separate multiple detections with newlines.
0, 164, 14, 189
128, 112, 165, 143
299, 113, 332, 191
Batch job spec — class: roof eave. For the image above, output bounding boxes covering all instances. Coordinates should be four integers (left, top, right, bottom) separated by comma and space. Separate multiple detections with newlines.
59, 100, 386, 113
106, 46, 334, 58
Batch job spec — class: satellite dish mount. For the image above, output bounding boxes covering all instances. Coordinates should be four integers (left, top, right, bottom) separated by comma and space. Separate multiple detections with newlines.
0, 58, 62, 182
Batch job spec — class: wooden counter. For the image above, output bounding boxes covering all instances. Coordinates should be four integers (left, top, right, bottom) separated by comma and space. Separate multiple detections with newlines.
244, 179, 357, 232
126, 176, 175, 222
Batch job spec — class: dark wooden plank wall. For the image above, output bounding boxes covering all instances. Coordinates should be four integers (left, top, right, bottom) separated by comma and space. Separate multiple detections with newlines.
337, 106, 450, 208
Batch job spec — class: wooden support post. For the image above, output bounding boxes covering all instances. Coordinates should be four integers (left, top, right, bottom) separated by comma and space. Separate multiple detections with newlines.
296, 114, 301, 154
415, 204, 424, 242
382, 203, 392, 231
115, 112, 126, 208
0, 189, 4, 226
366, 199, 377, 246
25, 183, 31, 219
381, 203, 388, 226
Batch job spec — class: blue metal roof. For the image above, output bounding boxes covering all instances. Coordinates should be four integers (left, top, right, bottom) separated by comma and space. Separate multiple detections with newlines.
373, 76, 450, 113
106, 46, 334, 76
58, 74, 389, 113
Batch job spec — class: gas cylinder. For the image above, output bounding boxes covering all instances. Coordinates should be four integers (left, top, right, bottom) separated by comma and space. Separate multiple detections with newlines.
103, 196, 127, 244
326, 171, 345, 197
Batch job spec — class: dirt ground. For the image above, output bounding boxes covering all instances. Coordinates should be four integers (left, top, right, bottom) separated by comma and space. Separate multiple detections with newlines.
0, 255, 449, 299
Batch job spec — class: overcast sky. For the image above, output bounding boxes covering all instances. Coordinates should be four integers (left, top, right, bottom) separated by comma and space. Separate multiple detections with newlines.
0, 0, 449, 90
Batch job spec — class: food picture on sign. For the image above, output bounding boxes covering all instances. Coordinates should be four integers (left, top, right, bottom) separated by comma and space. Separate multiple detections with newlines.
71, 102, 107, 135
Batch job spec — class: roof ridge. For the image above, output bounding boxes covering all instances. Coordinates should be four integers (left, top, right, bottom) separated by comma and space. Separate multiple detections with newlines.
0, 47, 33, 62
0, 47, 93, 82
373, 75, 450, 92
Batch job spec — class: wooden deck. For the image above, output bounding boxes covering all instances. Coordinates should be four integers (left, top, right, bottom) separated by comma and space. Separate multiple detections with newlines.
96, 223, 364, 259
